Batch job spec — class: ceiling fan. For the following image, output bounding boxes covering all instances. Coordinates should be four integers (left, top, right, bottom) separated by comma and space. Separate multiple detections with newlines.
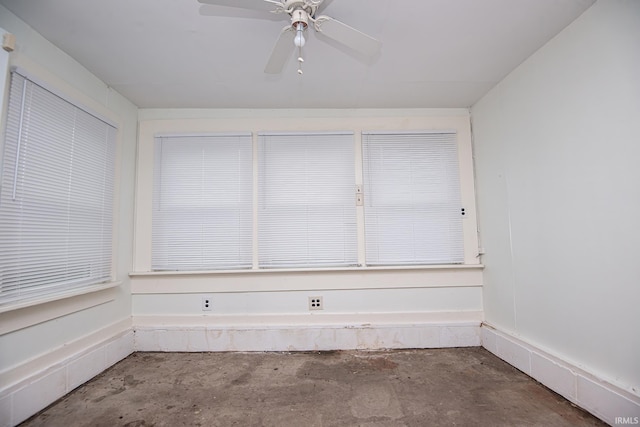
197, 0, 382, 74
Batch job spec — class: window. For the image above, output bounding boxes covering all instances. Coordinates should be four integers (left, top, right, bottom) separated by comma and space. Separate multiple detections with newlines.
152, 134, 253, 270
362, 131, 464, 265
258, 132, 357, 268
145, 129, 468, 272
0, 72, 116, 307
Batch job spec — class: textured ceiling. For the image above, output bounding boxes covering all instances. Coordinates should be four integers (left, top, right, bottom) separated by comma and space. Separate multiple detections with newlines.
0, 0, 595, 108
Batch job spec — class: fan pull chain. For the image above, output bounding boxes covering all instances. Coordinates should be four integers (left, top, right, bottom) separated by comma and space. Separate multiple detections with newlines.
297, 45, 304, 75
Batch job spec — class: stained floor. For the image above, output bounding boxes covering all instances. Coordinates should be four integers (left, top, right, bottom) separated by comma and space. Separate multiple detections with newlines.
21, 348, 605, 426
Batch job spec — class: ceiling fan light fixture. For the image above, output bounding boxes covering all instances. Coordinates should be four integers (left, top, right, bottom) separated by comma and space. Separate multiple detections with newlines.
294, 23, 306, 47
291, 8, 309, 46
291, 9, 309, 75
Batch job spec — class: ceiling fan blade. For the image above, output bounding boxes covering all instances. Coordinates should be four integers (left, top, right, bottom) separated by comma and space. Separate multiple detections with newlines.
311, 0, 332, 15
197, 0, 282, 13
264, 26, 295, 74
198, 5, 283, 20
314, 16, 381, 57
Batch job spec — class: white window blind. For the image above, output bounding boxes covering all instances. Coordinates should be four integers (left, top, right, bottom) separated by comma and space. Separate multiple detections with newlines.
362, 131, 464, 265
258, 132, 357, 268
152, 134, 253, 270
0, 72, 116, 307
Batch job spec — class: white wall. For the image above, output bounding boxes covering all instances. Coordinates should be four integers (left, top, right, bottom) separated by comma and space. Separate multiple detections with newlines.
0, 4, 137, 385
472, 0, 640, 396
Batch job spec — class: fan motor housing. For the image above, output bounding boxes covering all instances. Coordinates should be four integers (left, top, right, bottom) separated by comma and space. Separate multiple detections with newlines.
291, 9, 309, 29
284, 0, 318, 18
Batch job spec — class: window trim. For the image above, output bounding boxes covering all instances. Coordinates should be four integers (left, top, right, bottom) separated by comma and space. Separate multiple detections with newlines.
0, 280, 120, 316
129, 264, 483, 295
132, 111, 480, 277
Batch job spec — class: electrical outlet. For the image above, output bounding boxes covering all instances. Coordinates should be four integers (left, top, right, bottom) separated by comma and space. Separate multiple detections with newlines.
309, 296, 323, 311
202, 295, 213, 311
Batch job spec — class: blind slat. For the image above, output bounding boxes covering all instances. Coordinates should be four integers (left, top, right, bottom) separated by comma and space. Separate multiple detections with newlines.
0, 73, 116, 307
362, 132, 464, 265
152, 135, 253, 270
258, 133, 357, 268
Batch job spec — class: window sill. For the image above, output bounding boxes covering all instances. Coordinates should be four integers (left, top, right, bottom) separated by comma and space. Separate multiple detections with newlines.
129, 264, 483, 277
0, 281, 121, 335
129, 265, 483, 294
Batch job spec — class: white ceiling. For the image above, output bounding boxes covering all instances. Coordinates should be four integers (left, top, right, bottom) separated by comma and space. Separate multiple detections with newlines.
0, 0, 595, 109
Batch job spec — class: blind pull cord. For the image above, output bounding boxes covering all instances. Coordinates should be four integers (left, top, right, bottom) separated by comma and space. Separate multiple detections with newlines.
12, 79, 28, 200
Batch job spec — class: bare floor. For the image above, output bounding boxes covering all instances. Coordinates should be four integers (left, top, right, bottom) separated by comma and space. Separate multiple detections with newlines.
21, 348, 604, 427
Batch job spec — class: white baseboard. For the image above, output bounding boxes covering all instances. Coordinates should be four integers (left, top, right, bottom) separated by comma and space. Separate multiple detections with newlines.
133, 311, 482, 352
4, 317, 635, 426
0, 319, 134, 427
481, 324, 640, 425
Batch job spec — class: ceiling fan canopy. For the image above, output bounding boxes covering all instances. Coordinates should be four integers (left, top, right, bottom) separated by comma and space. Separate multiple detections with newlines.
197, 0, 382, 74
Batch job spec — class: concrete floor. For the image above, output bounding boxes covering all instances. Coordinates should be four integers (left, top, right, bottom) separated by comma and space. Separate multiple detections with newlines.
21, 348, 605, 427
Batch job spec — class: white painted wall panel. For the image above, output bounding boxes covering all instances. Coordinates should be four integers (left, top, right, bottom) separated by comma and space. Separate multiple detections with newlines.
132, 287, 482, 316
472, 0, 640, 395
0, 5, 136, 376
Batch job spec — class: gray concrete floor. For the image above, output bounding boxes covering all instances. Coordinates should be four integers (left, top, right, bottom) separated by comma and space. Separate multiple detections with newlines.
21, 348, 605, 427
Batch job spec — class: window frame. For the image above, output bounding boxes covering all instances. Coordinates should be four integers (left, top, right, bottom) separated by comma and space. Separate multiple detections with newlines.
132, 112, 481, 283
0, 67, 121, 313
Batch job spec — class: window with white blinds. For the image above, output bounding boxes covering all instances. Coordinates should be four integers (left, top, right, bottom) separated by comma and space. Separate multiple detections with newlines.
152, 134, 253, 270
0, 72, 116, 307
258, 132, 357, 268
362, 131, 464, 265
